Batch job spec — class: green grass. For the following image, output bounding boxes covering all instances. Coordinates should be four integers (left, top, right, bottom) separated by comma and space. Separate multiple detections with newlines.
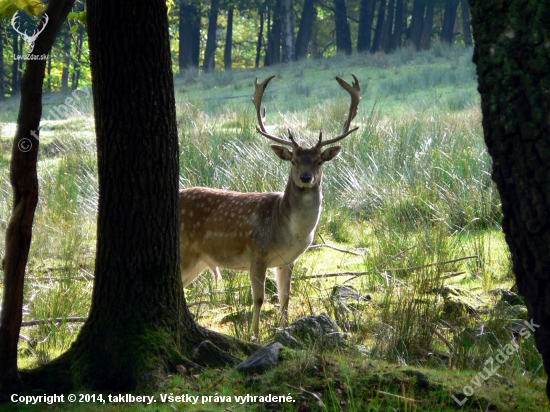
0, 43, 548, 410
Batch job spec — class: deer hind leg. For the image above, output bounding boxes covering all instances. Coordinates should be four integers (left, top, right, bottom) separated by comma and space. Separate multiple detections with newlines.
250, 260, 268, 338
180, 253, 208, 288
275, 263, 294, 329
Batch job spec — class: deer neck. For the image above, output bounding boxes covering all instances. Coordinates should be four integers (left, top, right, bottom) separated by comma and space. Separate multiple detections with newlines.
279, 174, 323, 237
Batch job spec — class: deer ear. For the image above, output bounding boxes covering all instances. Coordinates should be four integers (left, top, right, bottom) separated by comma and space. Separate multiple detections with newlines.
321, 146, 341, 162
271, 145, 293, 161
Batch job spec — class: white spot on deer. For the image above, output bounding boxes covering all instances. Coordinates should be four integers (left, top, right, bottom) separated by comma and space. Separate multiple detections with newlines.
181, 209, 186, 215
231, 213, 235, 218
180, 223, 185, 231
189, 211, 193, 217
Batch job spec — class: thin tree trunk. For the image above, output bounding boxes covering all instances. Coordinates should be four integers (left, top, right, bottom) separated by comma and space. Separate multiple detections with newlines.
419, 0, 435, 50
0, 0, 76, 396
0, 29, 4, 100
333, 0, 352, 55
371, 0, 386, 53
224, 7, 234, 70
441, 0, 459, 44
381, 0, 395, 52
203, 0, 220, 73
266, 0, 282, 66
255, 11, 264, 68
461, 0, 472, 46
390, 0, 403, 50
357, 0, 376, 53
46, 54, 52, 93
61, 23, 71, 93
295, 0, 316, 60
179, 3, 201, 72
408, 0, 425, 49
469, 0, 550, 402
280, 0, 295, 62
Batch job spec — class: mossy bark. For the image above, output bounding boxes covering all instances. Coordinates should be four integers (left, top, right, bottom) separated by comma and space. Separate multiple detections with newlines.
469, 0, 550, 400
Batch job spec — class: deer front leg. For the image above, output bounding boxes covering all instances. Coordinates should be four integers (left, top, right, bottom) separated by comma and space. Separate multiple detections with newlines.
250, 260, 268, 338
275, 263, 293, 329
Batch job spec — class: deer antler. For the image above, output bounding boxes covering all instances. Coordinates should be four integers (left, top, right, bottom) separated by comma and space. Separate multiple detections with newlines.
11, 11, 49, 55
316, 74, 361, 148
253, 76, 298, 147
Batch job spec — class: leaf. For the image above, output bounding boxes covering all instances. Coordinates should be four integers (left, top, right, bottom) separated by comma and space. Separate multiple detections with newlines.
68, 24, 78, 34
68, 10, 87, 25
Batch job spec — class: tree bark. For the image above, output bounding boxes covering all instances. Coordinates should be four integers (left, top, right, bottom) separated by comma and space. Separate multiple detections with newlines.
441, 0, 459, 44
224, 7, 234, 70
179, 1, 201, 72
419, 0, 435, 50
0, 0, 76, 396
407, 0, 425, 50
371, 0, 386, 53
203, 0, 220, 72
389, 0, 403, 50
461, 0, 472, 46
280, 0, 295, 62
357, 0, 376, 53
333, 0, 352, 55
295, 0, 316, 60
469, 0, 550, 401
266, 0, 282, 66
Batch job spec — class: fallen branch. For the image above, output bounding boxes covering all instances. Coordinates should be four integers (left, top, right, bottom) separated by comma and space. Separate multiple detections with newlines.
434, 329, 455, 355
21, 317, 87, 327
299, 271, 368, 280
307, 243, 364, 256
377, 390, 418, 403
383, 255, 478, 272
440, 271, 466, 280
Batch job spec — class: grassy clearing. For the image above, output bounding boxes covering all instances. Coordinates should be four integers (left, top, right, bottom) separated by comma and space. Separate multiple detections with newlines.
1, 43, 548, 410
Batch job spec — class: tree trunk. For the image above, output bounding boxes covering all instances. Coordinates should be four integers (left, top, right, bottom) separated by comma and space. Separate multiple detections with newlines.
11, 30, 19, 95
266, 0, 282, 66
408, 0, 425, 50
224, 7, 234, 70
295, 0, 316, 60
203, 0, 220, 73
371, 0, 386, 53
179, 2, 201, 72
333, 0, 352, 55
0, 0, 76, 396
357, 0, 376, 53
255, 11, 264, 68
441, 0, 459, 44
61, 23, 71, 93
280, 0, 295, 62
461, 0, 472, 46
419, 0, 435, 50
381, 0, 395, 53
469, 0, 550, 401
389, 0, 403, 50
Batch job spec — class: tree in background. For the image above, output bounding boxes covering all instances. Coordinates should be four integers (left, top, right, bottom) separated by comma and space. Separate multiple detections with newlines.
295, 0, 316, 60
333, 0, 352, 54
280, 0, 294, 62
357, 0, 376, 53
469, 0, 550, 401
203, 0, 220, 72
179, 0, 201, 72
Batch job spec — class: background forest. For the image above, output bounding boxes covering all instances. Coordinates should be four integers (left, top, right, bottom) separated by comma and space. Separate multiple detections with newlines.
1, 0, 549, 411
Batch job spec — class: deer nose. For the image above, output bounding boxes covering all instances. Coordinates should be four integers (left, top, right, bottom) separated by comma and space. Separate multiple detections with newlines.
300, 171, 313, 184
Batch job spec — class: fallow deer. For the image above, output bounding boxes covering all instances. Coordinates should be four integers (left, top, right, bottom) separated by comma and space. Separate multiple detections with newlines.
179, 75, 361, 337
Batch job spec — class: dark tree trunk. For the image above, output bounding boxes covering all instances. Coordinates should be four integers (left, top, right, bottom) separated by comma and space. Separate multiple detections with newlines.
0, 0, 76, 396
224, 7, 234, 70
179, 2, 201, 72
295, 0, 316, 60
11, 30, 19, 95
461, 0, 472, 46
266, 0, 282, 66
333, 0, 352, 55
408, 0, 425, 50
357, 0, 376, 53
381, 0, 395, 53
389, 0, 403, 50
61, 23, 71, 93
203, 0, 220, 72
441, 0, 459, 44
255, 11, 264, 68
419, 0, 435, 50
469, 0, 550, 402
280, 0, 295, 62
71, 22, 85, 90
371, 0, 386, 53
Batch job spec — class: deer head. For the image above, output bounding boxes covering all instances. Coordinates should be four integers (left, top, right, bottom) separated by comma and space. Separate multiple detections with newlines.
11, 11, 49, 55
